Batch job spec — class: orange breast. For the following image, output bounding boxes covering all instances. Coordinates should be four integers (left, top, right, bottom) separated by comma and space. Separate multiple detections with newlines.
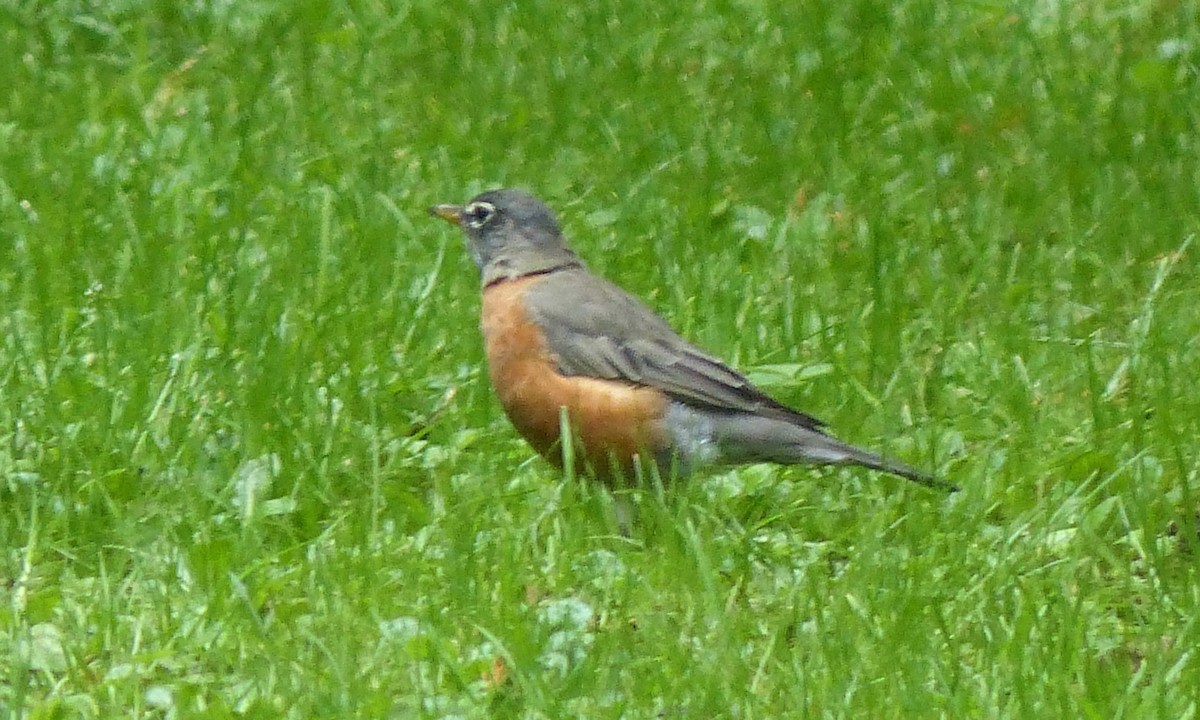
481, 275, 670, 484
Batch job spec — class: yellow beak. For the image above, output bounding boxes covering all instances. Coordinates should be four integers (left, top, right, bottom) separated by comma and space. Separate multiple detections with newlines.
429, 204, 464, 225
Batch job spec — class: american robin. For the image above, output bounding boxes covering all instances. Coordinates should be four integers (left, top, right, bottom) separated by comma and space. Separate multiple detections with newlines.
430, 189, 955, 492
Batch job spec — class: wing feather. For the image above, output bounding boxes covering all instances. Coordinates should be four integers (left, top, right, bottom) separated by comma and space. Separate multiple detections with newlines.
523, 269, 827, 432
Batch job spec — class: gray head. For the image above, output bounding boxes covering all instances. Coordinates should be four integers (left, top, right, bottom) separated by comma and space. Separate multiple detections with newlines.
429, 189, 583, 286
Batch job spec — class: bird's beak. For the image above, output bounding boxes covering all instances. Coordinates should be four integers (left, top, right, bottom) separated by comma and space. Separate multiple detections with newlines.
429, 204, 464, 226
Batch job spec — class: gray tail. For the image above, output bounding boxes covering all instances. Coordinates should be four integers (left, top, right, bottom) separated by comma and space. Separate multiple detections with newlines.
822, 438, 959, 493
709, 412, 958, 493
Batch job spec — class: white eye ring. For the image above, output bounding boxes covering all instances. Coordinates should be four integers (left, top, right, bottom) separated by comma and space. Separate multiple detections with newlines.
464, 201, 496, 229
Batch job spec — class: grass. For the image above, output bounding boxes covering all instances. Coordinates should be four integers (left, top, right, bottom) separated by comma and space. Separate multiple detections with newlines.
2, 0, 1198, 717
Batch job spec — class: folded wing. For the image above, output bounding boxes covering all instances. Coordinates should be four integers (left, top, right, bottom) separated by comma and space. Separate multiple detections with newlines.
523, 269, 828, 432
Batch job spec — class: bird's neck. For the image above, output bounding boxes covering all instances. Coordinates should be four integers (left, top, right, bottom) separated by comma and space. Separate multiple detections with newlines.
481, 251, 584, 288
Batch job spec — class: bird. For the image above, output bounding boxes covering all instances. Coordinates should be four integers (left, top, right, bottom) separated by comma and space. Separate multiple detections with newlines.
429, 188, 955, 493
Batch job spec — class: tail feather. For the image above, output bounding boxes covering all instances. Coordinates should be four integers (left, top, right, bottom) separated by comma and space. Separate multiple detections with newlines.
813, 435, 958, 492
698, 410, 958, 492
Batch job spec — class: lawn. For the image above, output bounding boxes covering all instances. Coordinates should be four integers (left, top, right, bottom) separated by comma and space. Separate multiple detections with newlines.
2, 0, 1198, 717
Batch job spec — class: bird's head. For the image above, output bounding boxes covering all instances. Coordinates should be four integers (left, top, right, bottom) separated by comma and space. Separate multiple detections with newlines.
430, 188, 582, 285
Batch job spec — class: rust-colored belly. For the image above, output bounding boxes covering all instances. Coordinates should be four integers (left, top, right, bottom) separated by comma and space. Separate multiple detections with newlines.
481, 275, 670, 483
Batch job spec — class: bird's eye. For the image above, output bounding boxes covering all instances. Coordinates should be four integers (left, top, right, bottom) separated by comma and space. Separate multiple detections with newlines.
464, 201, 496, 229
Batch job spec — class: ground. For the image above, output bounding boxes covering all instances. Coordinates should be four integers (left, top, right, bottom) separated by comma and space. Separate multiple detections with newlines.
1, 0, 1198, 717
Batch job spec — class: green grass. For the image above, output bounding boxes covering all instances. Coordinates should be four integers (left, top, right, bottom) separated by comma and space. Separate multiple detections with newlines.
2, 0, 1198, 717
